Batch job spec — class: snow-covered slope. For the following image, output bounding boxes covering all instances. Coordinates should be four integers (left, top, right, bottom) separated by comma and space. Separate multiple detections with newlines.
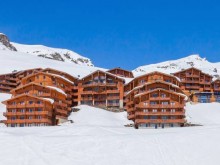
133, 54, 220, 78
0, 104, 220, 165
67, 105, 131, 127
0, 33, 93, 66
12, 42, 93, 66
0, 49, 106, 78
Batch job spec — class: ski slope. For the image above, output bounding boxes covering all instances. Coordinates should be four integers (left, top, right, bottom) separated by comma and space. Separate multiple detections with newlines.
0, 103, 220, 165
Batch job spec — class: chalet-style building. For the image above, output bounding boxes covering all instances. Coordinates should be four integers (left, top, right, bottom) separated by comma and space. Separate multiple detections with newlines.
0, 68, 42, 93
77, 70, 125, 109
0, 72, 17, 93
107, 67, 134, 78
2, 70, 77, 127
173, 67, 213, 96
124, 71, 186, 128
3, 94, 53, 127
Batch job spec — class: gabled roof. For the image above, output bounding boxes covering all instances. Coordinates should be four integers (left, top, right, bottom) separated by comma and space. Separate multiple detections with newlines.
173, 67, 213, 77
42, 68, 78, 81
81, 70, 125, 81
125, 71, 180, 86
10, 82, 66, 97
125, 80, 182, 97
134, 88, 187, 99
107, 67, 134, 77
16, 68, 43, 76
212, 78, 220, 84
2, 94, 53, 105
21, 72, 74, 85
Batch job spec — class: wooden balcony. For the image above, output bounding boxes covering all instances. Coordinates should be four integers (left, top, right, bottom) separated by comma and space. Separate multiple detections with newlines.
106, 90, 119, 94
107, 96, 120, 100
0, 80, 17, 86
135, 111, 185, 116
135, 119, 186, 124
149, 97, 170, 101
56, 109, 68, 115
5, 119, 52, 124
135, 104, 185, 109
185, 74, 200, 78
4, 111, 52, 116
185, 85, 200, 89
7, 104, 45, 109
182, 80, 199, 83
0, 85, 13, 90
107, 103, 120, 107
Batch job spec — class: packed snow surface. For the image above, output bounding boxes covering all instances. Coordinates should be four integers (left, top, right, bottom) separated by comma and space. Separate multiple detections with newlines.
0, 103, 220, 165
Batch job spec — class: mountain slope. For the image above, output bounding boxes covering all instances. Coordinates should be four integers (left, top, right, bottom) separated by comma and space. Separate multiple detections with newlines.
0, 49, 105, 78
12, 42, 93, 66
133, 54, 220, 78
0, 33, 93, 66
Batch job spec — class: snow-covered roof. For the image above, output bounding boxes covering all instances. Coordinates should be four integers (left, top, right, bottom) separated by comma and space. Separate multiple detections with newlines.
47, 86, 67, 96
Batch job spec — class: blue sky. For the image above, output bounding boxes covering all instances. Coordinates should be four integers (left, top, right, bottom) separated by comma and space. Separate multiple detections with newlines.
0, 0, 220, 70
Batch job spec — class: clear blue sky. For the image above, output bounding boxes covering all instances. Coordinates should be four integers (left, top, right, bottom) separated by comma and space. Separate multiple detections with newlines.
0, 0, 220, 70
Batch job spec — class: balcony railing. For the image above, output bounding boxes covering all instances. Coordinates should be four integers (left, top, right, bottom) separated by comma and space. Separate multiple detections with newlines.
5, 119, 52, 124
4, 111, 52, 116
135, 119, 186, 124
135, 111, 185, 116
7, 104, 45, 108
149, 97, 170, 101
135, 104, 185, 109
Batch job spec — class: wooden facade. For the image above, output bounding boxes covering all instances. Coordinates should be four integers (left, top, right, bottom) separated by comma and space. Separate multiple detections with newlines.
124, 71, 186, 128
0, 72, 17, 93
107, 67, 134, 78
3, 94, 53, 127
173, 67, 213, 96
77, 70, 125, 109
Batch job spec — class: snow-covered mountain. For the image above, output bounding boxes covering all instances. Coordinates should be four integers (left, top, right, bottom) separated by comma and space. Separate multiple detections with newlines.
0, 33, 93, 66
133, 54, 220, 79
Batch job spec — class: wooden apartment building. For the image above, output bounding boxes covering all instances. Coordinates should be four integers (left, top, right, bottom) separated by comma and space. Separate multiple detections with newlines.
77, 70, 125, 109
2, 69, 78, 127
124, 71, 186, 128
173, 67, 220, 103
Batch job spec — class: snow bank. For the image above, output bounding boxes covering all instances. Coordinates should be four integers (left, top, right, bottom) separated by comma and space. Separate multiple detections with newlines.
186, 102, 220, 126
68, 105, 131, 127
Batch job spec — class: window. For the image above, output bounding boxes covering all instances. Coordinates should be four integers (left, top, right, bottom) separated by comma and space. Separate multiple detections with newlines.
161, 109, 166, 112
161, 94, 166, 98
152, 109, 157, 113
20, 101, 25, 105
21, 109, 25, 113
37, 108, 42, 111
20, 116, 25, 120
12, 109, 16, 113
12, 117, 16, 120
37, 116, 42, 119
29, 101, 33, 104
143, 102, 148, 106
37, 101, 42, 104
143, 109, 148, 113
28, 116, 32, 119
161, 116, 167, 120
43, 75, 46, 79
161, 102, 168, 105
171, 109, 175, 113
28, 109, 33, 112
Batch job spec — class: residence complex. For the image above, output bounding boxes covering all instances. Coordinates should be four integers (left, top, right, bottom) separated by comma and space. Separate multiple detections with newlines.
0, 67, 219, 128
